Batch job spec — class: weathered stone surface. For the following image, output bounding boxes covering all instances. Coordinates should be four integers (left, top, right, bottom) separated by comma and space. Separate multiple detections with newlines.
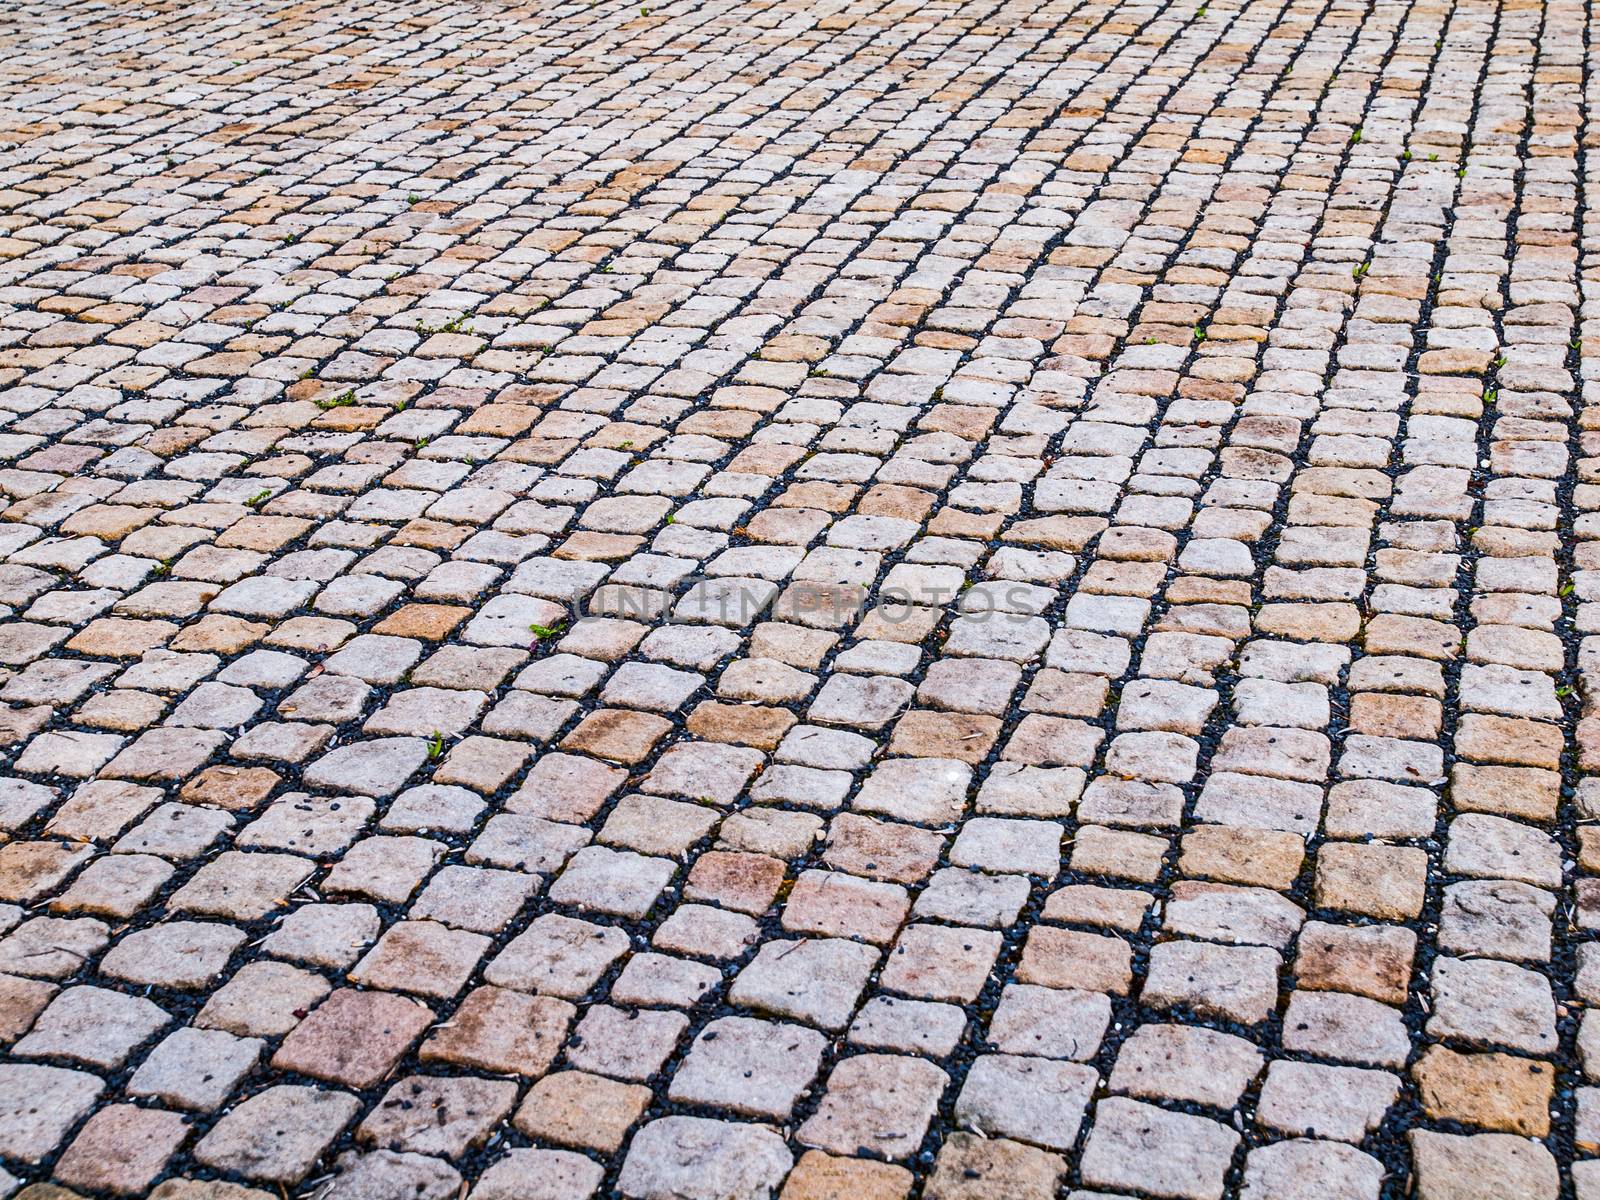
0, 1064, 103, 1162
1409, 1130, 1558, 1200
1240, 1139, 1384, 1200
618, 1117, 793, 1200
0, 6, 1584, 1193
195, 1086, 360, 1183
1080, 1098, 1239, 1200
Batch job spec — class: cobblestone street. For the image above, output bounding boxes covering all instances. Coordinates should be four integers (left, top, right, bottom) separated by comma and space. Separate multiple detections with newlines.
0, 0, 1591, 1196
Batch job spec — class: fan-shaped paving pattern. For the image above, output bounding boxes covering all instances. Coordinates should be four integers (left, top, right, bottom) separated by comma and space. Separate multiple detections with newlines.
0, 0, 1590, 1197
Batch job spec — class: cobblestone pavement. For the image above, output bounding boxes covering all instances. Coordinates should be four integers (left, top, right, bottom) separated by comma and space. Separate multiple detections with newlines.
0, 0, 1592, 1196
